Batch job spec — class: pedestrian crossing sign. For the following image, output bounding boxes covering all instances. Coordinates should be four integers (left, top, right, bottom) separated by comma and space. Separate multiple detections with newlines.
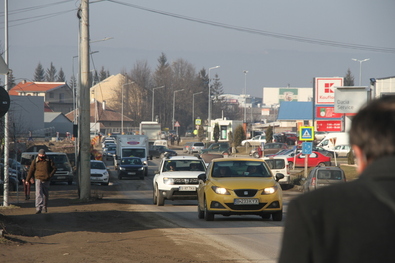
299, 126, 314, 141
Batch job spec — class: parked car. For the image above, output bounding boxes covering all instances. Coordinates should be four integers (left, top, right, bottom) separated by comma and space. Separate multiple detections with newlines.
90, 160, 110, 185
149, 145, 177, 158
241, 135, 266, 146
302, 166, 346, 192
287, 151, 331, 169
251, 143, 289, 158
333, 144, 352, 157
117, 157, 145, 180
182, 142, 192, 153
0, 163, 19, 191
312, 146, 337, 158
262, 156, 291, 185
199, 142, 230, 154
187, 142, 205, 154
153, 156, 207, 206
197, 157, 284, 221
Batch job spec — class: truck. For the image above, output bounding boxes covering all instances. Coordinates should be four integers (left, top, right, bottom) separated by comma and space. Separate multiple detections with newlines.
139, 121, 162, 147
316, 132, 349, 150
114, 135, 150, 176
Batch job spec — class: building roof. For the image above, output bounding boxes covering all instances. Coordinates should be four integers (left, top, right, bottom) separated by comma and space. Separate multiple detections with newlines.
44, 112, 72, 123
9, 81, 67, 96
277, 101, 312, 120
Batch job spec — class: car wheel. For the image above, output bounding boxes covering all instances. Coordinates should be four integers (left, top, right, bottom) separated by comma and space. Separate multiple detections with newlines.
318, 162, 326, 167
153, 186, 157, 205
246, 142, 251, 147
140, 175, 144, 180
156, 185, 165, 206
101, 182, 109, 186
261, 213, 271, 220
289, 162, 294, 170
197, 202, 205, 219
68, 180, 73, 185
204, 197, 214, 221
145, 168, 148, 176
253, 152, 260, 158
272, 210, 283, 221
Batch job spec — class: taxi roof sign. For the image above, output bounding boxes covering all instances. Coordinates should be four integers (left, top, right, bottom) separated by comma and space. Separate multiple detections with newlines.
299, 126, 314, 141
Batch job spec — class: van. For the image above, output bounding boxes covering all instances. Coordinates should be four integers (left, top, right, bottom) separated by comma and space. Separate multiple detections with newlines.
20, 152, 74, 185
316, 132, 349, 150
262, 156, 291, 185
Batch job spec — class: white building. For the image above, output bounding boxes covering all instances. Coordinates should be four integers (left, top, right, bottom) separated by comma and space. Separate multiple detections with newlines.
263, 87, 313, 107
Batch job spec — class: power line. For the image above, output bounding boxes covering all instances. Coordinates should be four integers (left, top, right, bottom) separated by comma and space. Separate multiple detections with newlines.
107, 0, 395, 54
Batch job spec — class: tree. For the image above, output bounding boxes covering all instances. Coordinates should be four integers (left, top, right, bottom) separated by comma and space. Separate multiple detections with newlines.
233, 125, 246, 146
7, 70, 15, 89
213, 123, 220, 143
198, 125, 205, 142
69, 75, 77, 90
57, 67, 66, 82
33, 62, 45, 82
344, 68, 354, 86
265, 126, 274, 143
45, 62, 57, 82
211, 73, 226, 120
99, 66, 108, 81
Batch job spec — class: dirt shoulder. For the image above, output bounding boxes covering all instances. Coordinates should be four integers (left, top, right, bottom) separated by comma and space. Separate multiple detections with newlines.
0, 184, 240, 263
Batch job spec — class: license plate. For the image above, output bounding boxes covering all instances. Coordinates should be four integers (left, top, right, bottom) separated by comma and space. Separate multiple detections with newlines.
128, 172, 136, 175
179, 186, 196, 191
234, 198, 259, 205
56, 176, 65, 180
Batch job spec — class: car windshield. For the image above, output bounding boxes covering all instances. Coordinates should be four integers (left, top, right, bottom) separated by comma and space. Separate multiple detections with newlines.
91, 162, 106, 170
122, 149, 146, 158
121, 158, 142, 165
212, 161, 271, 178
163, 160, 205, 172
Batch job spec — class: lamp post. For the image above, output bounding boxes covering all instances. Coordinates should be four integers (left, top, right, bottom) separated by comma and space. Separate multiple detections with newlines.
352, 58, 370, 86
121, 81, 134, 134
151, 86, 165, 121
193, 91, 203, 125
173, 89, 184, 130
243, 70, 248, 123
208, 66, 220, 141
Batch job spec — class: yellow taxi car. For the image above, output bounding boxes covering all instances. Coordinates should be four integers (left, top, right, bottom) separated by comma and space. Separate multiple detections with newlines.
197, 157, 284, 221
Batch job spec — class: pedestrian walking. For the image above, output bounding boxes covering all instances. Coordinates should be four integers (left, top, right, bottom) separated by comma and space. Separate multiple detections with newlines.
278, 95, 395, 263
21, 164, 34, 200
25, 149, 57, 214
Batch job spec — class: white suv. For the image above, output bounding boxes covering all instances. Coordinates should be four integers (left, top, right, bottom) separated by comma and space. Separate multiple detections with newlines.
153, 156, 206, 206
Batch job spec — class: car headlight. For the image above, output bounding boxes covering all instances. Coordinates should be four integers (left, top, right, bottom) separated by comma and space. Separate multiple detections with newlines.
262, 185, 279, 195
103, 171, 109, 176
138, 167, 144, 171
211, 186, 230, 195
119, 167, 125, 170
163, 177, 174, 185
143, 161, 148, 166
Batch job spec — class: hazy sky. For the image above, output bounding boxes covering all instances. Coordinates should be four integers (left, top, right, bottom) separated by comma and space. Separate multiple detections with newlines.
1, 0, 394, 97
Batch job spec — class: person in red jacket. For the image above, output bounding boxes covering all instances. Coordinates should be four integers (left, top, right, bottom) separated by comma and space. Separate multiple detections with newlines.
25, 149, 57, 214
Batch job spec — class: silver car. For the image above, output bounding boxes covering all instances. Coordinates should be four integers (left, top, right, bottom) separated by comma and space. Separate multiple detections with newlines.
302, 166, 346, 193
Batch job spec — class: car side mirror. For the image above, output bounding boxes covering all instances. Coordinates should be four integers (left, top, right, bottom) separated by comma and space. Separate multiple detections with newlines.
198, 173, 206, 182
275, 173, 285, 182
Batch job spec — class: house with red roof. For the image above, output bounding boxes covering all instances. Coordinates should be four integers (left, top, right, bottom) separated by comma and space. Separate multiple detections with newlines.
10, 81, 73, 114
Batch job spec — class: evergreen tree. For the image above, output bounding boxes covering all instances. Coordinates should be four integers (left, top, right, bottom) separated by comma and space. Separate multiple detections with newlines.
7, 70, 15, 89
211, 73, 225, 119
57, 67, 66, 82
99, 66, 107, 81
69, 75, 77, 90
198, 125, 205, 142
234, 125, 246, 146
213, 123, 220, 143
45, 62, 57, 82
265, 126, 274, 143
33, 62, 45, 81
344, 68, 355, 86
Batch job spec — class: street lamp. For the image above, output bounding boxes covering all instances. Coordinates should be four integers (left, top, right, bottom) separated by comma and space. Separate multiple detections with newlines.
151, 86, 165, 121
243, 70, 248, 123
121, 81, 134, 134
173, 89, 184, 131
208, 66, 220, 141
192, 91, 203, 125
352, 58, 370, 86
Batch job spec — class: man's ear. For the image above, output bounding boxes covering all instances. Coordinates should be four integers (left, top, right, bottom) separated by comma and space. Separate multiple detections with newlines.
352, 145, 368, 174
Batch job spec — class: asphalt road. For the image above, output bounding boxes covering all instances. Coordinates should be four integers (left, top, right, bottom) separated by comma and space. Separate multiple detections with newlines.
100, 147, 302, 262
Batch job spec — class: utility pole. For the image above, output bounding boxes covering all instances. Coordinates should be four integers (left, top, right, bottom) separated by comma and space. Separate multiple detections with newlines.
78, 0, 91, 200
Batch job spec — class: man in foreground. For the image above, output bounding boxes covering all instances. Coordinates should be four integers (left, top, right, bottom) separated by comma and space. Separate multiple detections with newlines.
25, 149, 57, 214
278, 96, 395, 262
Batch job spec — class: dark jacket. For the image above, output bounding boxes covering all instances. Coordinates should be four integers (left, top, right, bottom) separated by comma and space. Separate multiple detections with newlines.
278, 156, 395, 263
26, 156, 57, 182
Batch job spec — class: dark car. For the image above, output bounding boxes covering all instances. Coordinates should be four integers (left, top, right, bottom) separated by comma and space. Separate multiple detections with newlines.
118, 157, 145, 180
0, 163, 19, 192
302, 166, 346, 192
149, 145, 177, 159
199, 142, 230, 154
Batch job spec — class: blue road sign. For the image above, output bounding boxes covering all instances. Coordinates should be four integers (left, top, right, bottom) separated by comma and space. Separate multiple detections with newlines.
302, 142, 313, 154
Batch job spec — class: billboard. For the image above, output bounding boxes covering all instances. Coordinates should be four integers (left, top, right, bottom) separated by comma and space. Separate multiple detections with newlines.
315, 77, 343, 104
279, 88, 298, 102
